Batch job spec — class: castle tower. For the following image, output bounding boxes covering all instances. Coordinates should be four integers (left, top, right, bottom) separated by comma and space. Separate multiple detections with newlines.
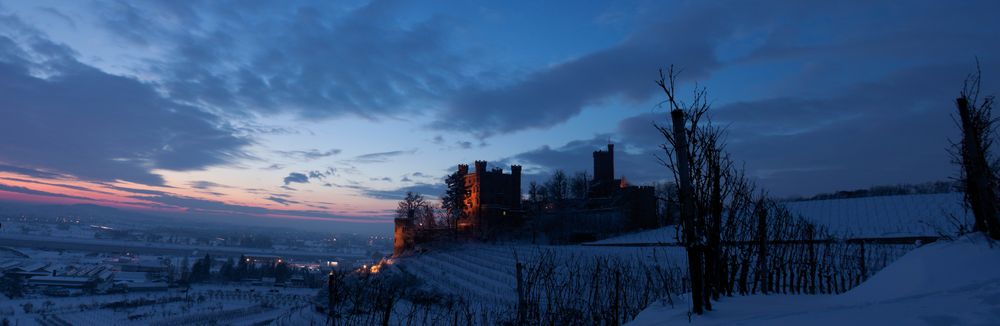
593, 144, 614, 185
474, 160, 487, 174
393, 216, 414, 257
590, 144, 615, 198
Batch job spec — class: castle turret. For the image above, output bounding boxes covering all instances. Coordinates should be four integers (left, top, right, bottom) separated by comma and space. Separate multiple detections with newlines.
458, 164, 469, 176
474, 160, 487, 174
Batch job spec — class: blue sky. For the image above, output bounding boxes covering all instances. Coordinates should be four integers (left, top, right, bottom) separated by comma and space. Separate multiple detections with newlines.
0, 0, 997, 233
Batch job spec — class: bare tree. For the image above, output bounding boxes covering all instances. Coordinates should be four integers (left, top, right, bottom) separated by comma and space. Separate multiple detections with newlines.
546, 170, 569, 209
655, 65, 712, 314
570, 171, 590, 201
397, 192, 435, 228
953, 63, 1000, 239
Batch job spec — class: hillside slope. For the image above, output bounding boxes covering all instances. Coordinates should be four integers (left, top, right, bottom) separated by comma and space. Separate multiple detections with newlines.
628, 234, 1000, 325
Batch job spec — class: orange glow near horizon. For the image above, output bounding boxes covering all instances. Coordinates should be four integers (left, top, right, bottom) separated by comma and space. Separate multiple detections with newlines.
0, 170, 396, 224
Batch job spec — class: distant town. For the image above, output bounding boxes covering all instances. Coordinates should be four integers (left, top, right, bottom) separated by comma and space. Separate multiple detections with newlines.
0, 212, 389, 324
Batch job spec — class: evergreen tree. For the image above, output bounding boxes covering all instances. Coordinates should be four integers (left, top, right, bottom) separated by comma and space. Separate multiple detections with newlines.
441, 171, 467, 227
220, 257, 235, 282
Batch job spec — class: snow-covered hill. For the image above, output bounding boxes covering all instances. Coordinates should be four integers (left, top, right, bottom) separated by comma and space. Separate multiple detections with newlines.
784, 193, 970, 238
627, 234, 1000, 325
591, 193, 970, 245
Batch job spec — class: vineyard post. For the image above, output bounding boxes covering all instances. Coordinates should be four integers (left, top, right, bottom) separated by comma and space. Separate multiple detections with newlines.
671, 108, 705, 315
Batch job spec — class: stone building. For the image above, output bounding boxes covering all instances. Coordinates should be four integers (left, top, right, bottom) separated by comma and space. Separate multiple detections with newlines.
457, 161, 523, 238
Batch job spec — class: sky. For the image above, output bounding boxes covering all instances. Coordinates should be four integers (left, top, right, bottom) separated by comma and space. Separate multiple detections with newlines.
0, 0, 998, 233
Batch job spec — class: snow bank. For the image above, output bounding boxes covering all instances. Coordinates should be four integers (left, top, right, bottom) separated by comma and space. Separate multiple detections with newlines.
628, 235, 1000, 325
839, 233, 1000, 303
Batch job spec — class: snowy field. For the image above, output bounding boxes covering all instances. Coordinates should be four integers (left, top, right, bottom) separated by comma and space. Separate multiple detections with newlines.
627, 234, 1000, 325
395, 243, 688, 305
0, 285, 317, 326
0, 232, 361, 261
784, 193, 969, 238
590, 193, 969, 245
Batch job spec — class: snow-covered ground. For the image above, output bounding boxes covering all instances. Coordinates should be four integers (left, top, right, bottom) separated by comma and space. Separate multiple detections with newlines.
628, 234, 1000, 325
395, 244, 687, 305
784, 193, 969, 238
590, 193, 970, 245
0, 285, 317, 326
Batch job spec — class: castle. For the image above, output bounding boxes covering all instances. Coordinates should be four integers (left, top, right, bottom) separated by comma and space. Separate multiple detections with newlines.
394, 143, 658, 255
456, 161, 522, 238
587, 144, 658, 230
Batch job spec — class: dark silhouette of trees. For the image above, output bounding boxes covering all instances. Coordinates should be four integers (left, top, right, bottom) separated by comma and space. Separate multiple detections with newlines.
189, 254, 212, 283
954, 64, 1000, 239
441, 171, 467, 228
397, 191, 436, 228
527, 181, 542, 212
0, 274, 24, 298
220, 257, 236, 282
570, 171, 590, 202
546, 170, 569, 209
275, 262, 291, 282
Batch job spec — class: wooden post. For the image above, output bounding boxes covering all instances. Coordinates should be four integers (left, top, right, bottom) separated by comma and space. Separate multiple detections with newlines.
707, 147, 723, 302
671, 109, 704, 314
807, 225, 817, 294
957, 97, 1000, 239
755, 198, 768, 294
516, 262, 526, 325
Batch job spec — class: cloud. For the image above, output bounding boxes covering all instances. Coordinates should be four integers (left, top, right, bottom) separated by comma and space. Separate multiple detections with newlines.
282, 172, 309, 185
189, 180, 226, 190
506, 135, 665, 187
108, 0, 470, 121
708, 64, 988, 196
0, 164, 66, 180
261, 164, 285, 170
0, 14, 251, 186
265, 196, 299, 206
350, 149, 417, 163
0, 182, 107, 202
358, 183, 446, 201
304, 168, 337, 180
275, 148, 341, 161
432, 2, 741, 137
0, 177, 114, 196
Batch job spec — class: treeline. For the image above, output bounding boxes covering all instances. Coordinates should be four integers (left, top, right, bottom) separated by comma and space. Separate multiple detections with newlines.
524, 170, 594, 211
171, 254, 322, 288
785, 180, 957, 202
